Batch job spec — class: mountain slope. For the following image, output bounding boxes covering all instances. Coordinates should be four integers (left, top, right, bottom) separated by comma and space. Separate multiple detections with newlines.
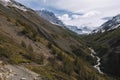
0, 0, 115, 80
84, 14, 120, 79
94, 14, 120, 33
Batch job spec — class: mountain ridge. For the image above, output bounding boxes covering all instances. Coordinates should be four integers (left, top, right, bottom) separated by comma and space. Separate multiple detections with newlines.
93, 14, 120, 33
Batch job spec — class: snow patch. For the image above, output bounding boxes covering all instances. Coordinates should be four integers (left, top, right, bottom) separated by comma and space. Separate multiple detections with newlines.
12, 4, 27, 11
0, 0, 27, 11
108, 24, 120, 31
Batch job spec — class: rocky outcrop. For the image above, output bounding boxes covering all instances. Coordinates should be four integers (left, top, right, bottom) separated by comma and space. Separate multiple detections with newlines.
0, 61, 42, 80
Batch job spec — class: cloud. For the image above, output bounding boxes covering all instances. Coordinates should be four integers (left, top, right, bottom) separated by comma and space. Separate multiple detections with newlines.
43, 0, 46, 3
82, 11, 101, 18
72, 15, 80, 19
42, 0, 120, 13
71, 11, 101, 19
58, 14, 71, 21
16, 0, 120, 12
58, 11, 105, 29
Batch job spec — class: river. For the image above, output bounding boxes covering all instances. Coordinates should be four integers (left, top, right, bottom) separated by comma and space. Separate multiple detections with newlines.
89, 48, 103, 74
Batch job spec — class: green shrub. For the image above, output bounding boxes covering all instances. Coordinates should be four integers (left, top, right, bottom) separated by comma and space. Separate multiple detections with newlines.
0, 46, 9, 58
28, 44, 33, 52
21, 41, 26, 48
47, 42, 52, 49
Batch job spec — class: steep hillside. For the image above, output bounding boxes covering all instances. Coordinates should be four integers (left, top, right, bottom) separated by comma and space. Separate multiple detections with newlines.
0, 0, 115, 80
91, 15, 120, 77
84, 21, 120, 79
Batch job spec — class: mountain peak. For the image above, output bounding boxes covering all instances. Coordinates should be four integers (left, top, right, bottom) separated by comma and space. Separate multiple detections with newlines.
36, 10, 65, 26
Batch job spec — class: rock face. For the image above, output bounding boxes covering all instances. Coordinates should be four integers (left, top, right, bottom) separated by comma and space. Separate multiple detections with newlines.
36, 10, 65, 26
0, 61, 42, 80
0, 61, 41, 80
0, 61, 12, 80
5, 65, 42, 80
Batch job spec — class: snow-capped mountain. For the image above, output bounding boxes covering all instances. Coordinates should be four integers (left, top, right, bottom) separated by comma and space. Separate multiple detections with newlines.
36, 10, 94, 34
66, 25, 92, 34
66, 25, 82, 34
0, 0, 29, 11
94, 14, 120, 33
36, 10, 65, 26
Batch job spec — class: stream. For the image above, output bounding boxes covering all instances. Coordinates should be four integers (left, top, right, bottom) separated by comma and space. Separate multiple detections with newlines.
89, 48, 103, 74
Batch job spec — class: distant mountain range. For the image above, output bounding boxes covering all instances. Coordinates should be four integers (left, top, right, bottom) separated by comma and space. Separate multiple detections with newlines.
36, 9, 120, 34
36, 10, 93, 34
66, 25, 93, 34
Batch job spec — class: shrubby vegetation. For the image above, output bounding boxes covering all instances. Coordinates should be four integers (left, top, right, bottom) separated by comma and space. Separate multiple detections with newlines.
21, 41, 26, 48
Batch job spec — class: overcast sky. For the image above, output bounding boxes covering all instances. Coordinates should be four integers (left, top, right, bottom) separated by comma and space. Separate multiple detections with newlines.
16, 0, 120, 29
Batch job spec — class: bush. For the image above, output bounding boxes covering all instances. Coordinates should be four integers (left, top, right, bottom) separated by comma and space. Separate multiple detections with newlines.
21, 41, 26, 48
30, 52, 44, 64
47, 42, 52, 49
72, 48, 86, 57
0, 47, 9, 58
28, 44, 33, 52
56, 52, 64, 61
62, 56, 74, 75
